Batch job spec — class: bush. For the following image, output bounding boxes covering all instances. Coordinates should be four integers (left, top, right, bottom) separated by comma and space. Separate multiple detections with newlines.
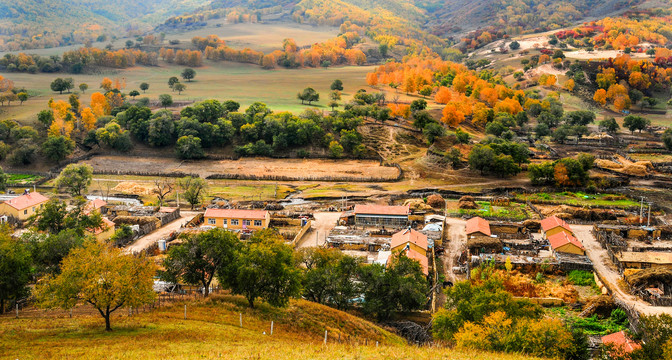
567, 270, 595, 286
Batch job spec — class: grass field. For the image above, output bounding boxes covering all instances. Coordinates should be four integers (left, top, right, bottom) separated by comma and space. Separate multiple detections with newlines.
0, 294, 541, 360
0, 61, 374, 124
515, 191, 640, 209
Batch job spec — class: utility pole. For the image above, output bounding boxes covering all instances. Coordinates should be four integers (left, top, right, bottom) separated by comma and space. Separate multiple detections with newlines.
647, 202, 652, 227
640, 197, 644, 224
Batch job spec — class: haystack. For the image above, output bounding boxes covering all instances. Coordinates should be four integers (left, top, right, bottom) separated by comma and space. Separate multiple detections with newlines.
426, 194, 445, 209
523, 219, 541, 231
112, 182, 154, 195
467, 236, 503, 253
458, 195, 478, 209
404, 199, 433, 212
625, 268, 672, 289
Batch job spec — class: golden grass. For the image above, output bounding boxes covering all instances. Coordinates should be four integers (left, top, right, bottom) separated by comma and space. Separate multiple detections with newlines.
0, 294, 542, 360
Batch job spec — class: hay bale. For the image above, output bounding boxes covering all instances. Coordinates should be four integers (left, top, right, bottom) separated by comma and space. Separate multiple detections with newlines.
427, 194, 445, 209
595, 159, 623, 170
404, 199, 433, 212
523, 219, 541, 231
112, 182, 154, 195
458, 195, 478, 209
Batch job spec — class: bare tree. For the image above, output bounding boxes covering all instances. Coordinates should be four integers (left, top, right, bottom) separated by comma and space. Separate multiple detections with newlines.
152, 178, 174, 206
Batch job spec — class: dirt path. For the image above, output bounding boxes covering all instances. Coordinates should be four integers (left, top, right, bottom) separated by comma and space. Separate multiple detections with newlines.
443, 218, 467, 283
124, 211, 198, 254
572, 224, 672, 316
296, 212, 341, 248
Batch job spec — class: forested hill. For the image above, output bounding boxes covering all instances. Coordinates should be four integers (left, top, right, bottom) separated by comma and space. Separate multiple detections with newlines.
0, 0, 208, 50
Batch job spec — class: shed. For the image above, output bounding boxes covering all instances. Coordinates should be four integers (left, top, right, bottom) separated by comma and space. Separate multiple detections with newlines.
466, 216, 491, 237
547, 232, 585, 255
353, 204, 410, 228
616, 251, 672, 270
540, 216, 573, 238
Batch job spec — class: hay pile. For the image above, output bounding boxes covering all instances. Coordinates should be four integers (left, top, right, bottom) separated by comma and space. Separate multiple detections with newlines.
625, 268, 672, 289
541, 205, 620, 221
113, 182, 154, 195
582, 295, 616, 318
523, 219, 541, 231
467, 236, 503, 252
426, 194, 445, 209
458, 196, 478, 209
595, 159, 653, 176
404, 199, 433, 212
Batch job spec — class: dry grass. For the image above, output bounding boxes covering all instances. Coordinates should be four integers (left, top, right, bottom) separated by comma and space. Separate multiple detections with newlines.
0, 295, 543, 360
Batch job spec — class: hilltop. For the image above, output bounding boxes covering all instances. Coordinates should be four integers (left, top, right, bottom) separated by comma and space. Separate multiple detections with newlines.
0, 294, 541, 360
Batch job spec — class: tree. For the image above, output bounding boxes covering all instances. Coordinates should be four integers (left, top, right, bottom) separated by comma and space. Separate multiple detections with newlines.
509, 41, 520, 50
95, 122, 132, 152
423, 122, 445, 144
663, 128, 672, 151
30, 198, 102, 236
330, 79, 343, 91
178, 176, 207, 210
35, 241, 156, 331
79, 83, 88, 93
411, 99, 427, 112
162, 229, 239, 297
328, 141, 343, 158
55, 164, 93, 196
139, 82, 149, 93
17, 92, 28, 105
50, 78, 68, 94
181, 68, 196, 82
41, 135, 75, 164
152, 178, 173, 206
0, 233, 32, 314
168, 76, 179, 90
173, 83, 186, 94
176, 135, 204, 160
358, 254, 428, 320
638, 314, 672, 360
100, 78, 113, 92
129, 90, 140, 99
623, 115, 650, 133
593, 89, 607, 106
159, 94, 173, 108
599, 118, 620, 134
298, 248, 363, 309
528, 161, 555, 186
554, 158, 588, 187
223, 230, 302, 308
148, 110, 175, 147
298, 87, 319, 105
565, 110, 595, 126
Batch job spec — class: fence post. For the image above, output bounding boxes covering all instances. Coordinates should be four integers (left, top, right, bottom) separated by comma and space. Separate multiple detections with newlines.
376, 341, 379, 347
70, 308, 72, 318
184, 305, 187, 320
270, 321, 274, 335
239, 313, 242, 328
15, 303, 18, 319
324, 330, 328, 345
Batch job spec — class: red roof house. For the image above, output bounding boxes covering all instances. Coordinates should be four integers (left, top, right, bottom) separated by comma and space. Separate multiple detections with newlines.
547, 232, 585, 255
391, 228, 428, 255
466, 216, 491, 237
540, 216, 573, 237
601, 331, 641, 354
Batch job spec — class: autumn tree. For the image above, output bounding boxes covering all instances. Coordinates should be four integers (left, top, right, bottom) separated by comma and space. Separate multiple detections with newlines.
100, 77, 113, 92
593, 89, 607, 106
366, 72, 378, 87
162, 228, 239, 297
441, 103, 464, 127
35, 241, 156, 331
563, 79, 575, 92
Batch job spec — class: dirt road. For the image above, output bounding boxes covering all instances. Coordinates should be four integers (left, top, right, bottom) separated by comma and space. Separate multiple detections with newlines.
572, 224, 672, 316
296, 212, 341, 248
124, 211, 198, 254
444, 218, 467, 283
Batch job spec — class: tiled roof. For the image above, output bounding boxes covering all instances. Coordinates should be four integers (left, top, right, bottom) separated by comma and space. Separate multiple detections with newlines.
85, 199, 107, 212
540, 216, 572, 232
617, 251, 672, 265
204, 208, 268, 220
601, 331, 641, 353
90, 218, 115, 235
547, 231, 585, 251
3, 192, 49, 210
466, 216, 491, 236
391, 228, 428, 251
353, 204, 410, 216
403, 248, 429, 275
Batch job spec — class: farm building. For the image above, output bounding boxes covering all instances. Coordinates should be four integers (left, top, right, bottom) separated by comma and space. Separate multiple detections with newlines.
616, 251, 672, 270
594, 224, 662, 240
353, 204, 410, 228
85, 199, 108, 214
0, 191, 49, 222
547, 232, 585, 255
87, 218, 116, 242
466, 216, 491, 237
204, 208, 270, 232
601, 331, 641, 355
540, 216, 573, 238
388, 247, 429, 276
391, 228, 428, 257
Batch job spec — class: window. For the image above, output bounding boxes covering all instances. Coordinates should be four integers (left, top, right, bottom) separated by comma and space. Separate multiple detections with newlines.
222, 219, 227, 225
243, 220, 251, 226
32, 207, 35, 212
231, 219, 239, 226
208, 218, 216, 225
254, 220, 262, 227
24, 210, 27, 215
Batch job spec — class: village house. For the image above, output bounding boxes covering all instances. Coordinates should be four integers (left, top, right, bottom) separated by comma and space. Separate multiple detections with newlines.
547, 231, 585, 256
540, 216, 573, 239
391, 228, 428, 257
601, 331, 641, 356
204, 208, 270, 232
353, 204, 410, 228
466, 216, 491, 237
0, 191, 49, 222
616, 251, 672, 270
88, 218, 116, 242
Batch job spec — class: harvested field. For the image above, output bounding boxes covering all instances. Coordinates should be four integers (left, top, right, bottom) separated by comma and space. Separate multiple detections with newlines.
82, 156, 400, 182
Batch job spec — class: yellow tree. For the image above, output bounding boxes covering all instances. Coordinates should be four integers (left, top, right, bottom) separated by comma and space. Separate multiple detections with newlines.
441, 103, 465, 127
100, 78, 113, 92
35, 241, 157, 331
81, 107, 97, 131
90, 92, 109, 118
434, 86, 452, 104
593, 89, 607, 106
563, 79, 575, 92
366, 72, 379, 87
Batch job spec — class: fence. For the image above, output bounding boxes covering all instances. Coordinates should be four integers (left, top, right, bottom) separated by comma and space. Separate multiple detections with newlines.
291, 220, 312, 247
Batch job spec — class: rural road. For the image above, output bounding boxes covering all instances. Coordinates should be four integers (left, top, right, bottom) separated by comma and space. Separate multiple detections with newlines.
296, 212, 341, 248
572, 224, 672, 316
444, 218, 467, 282
125, 211, 199, 254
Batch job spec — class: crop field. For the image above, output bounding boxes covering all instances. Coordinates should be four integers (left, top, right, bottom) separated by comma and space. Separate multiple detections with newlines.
0, 61, 374, 124
515, 192, 641, 209
0, 295, 541, 360
458, 201, 530, 220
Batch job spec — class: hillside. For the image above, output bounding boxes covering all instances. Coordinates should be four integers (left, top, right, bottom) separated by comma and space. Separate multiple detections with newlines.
0, 294, 542, 360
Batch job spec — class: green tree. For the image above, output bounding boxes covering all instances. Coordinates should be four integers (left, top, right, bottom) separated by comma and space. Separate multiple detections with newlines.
176, 135, 205, 160
298, 248, 363, 310
358, 254, 428, 320
8, 139, 37, 166
95, 121, 133, 152
55, 164, 93, 196
181, 68, 196, 82
328, 141, 343, 158
129, 90, 140, 99
528, 161, 555, 185
423, 122, 445, 144
410, 99, 427, 112
330, 79, 343, 91
0, 232, 32, 314
23, 229, 84, 276
173, 82, 186, 94
298, 87, 319, 105
599, 118, 620, 134
79, 83, 88, 93
339, 129, 362, 153
455, 128, 471, 144
168, 76, 179, 90
638, 314, 672, 360
35, 241, 156, 331
662, 128, 672, 151
148, 110, 175, 147
50, 78, 68, 94
223, 230, 302, 308
162, 228, 239, 297
159, 94, 173, 108
41, 135, 75, 164
30, 198, 102, 236
509, 41, 520, 50
565, 110, 595, 126
178, 176, 207, 210
0, 167, 7, 192
139, 82, 149, 93
37, 110, 54, 128
17, 92, 28, 105
623, 115, 650, 133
